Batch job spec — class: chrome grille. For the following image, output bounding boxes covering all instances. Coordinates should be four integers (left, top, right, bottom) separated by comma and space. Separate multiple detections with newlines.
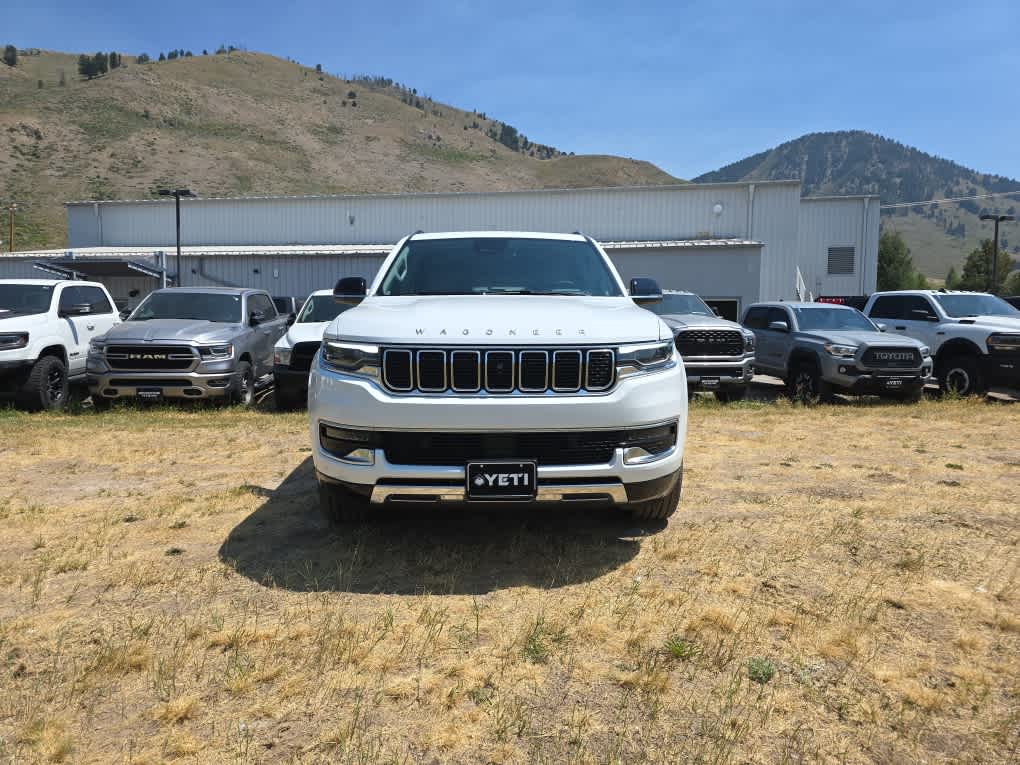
674, 330, 744, 357
380, 348, 616, 394
105, 345, 197, 370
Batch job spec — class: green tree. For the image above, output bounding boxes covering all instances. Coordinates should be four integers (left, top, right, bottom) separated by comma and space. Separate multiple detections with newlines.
958, 239, 1017, 293
91, 51, 108, 76
2, 45, 17, 67
77, 54, 96, 79
167, 50, 178, 60
945, 266, 960, 289
136, 53, 150, 64
877, 230, 923, 290
158, 52, 166, 61
1004, 269, 1020, 296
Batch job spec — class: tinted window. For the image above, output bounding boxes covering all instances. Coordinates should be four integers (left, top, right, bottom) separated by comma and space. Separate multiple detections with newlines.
297, 295, 351, 323
378, 237, 622, 297
902, 296, 937, 320
934, 293, 1019, 318
766, 307, 790, 328
743, 306, 769, 330
130, 291, 243, 323
869, 295, 903, 320
0, 284, 54, 316
248, 294, 276, 318
792, 306, 876, 331
646, 293, 714, 317
58, 286, 85, 312
79, 286, 113, 314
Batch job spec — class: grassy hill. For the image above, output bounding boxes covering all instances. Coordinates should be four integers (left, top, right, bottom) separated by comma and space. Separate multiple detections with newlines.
694, 130, 1020, 279
0, 49, 679, 250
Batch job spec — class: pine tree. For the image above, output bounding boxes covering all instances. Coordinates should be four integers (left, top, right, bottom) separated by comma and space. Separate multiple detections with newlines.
959, 239, 1017, 294
158, 52, 166, 61
2, 45, 17, 67
945, 266, 960, 289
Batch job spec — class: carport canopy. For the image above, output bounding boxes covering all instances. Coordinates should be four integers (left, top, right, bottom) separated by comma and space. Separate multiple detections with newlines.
33, 258, 166, 281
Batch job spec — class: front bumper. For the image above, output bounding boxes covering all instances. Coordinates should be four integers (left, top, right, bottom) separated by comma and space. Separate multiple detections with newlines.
88, 369, 238, 400
821, 354, 933, 395
309, 358, 687, 503
981, 352, 1020, 388
273, 364, 309, 398
684, 354, 755, 391
0, 359, 33, 394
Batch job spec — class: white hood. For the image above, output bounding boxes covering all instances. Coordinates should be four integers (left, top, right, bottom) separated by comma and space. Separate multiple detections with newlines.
279, 321, 332, 347
327, 296, 668, 345
957, 316, 1020, 332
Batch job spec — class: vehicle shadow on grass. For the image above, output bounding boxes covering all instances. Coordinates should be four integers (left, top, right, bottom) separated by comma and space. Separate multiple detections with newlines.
218, 457, 661, 595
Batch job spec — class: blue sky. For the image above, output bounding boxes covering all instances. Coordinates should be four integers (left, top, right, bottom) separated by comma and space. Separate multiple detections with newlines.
8, 0, 1020, 182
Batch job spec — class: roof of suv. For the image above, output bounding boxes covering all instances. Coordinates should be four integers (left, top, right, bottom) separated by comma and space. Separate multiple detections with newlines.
872, 289, 986, 297
750, 301, 857, 310
409, 231, 587, 242
151, 286, 265, 295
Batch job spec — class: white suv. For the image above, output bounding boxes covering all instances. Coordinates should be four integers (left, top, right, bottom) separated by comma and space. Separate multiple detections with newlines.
0, 279, 120, 410
308, 232, 688, 523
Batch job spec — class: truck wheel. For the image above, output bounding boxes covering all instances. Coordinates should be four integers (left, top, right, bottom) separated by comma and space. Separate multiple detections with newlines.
319, 481, 370, 524
714, 388, 746, 403
788, 362, 831, 405
17, 356, 69, 412
232, 361, 255, 406
628, 466, 683, 521
938, 355, 984, 396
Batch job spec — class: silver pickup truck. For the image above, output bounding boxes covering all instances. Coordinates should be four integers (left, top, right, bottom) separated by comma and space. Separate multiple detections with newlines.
87, 287, 289, 407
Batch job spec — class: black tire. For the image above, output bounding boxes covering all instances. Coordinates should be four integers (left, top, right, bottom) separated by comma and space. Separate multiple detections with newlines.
90, 394, 113, 412
232, 361, 255, 406
714, 388, 747, 404
274, 386, 304, 412
787, 362, 832, 405
628, 466, 683, 521
17, 355, 69, 412
938, 354, 984, 396
319, 481, 371, 524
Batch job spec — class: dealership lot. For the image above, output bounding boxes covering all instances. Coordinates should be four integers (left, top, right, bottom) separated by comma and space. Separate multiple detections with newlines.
0, 397, 1017, 763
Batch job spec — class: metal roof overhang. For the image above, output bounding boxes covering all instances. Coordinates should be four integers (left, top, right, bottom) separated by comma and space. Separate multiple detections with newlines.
34, 258, 165, 279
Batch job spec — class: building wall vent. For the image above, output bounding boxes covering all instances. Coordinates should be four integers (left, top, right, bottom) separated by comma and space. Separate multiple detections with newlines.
827, 246, 855, 275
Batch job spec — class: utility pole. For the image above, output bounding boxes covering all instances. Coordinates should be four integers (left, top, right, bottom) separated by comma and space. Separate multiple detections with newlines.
158, 189, 195, 286
979, 213, 1016, 293
6, 203, 15, 253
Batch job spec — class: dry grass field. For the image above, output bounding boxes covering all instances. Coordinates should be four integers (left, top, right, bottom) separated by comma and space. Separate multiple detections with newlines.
0, 396, 1017, 764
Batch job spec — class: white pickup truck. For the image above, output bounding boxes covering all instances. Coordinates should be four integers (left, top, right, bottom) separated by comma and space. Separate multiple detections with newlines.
0, 279, 120, 410
863, 290, 1020, 395
308, 231, 688, 523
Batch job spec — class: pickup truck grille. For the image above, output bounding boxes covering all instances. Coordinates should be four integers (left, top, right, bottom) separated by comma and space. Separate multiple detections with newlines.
381, 348, 615, 394
382, 431, 620, 466
105, 345, 196, 370
290, 341, 321, 372
674, 330, 744, 357
861, 347, 921, 369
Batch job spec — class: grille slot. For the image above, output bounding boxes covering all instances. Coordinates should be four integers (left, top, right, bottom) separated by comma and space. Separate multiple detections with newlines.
861, 347, 921, 369
674, 330, 744, 357
485, 351, 514, 392
416, 350, 447, 391
105, 345, 196, 370
552, 350, 582, 391
289, 341, 321, 372
586, 350, 615, 390
383, 350, 413, 391
519, 351, 548, 391
450, 350, 481, 391
382, 431, 620, 466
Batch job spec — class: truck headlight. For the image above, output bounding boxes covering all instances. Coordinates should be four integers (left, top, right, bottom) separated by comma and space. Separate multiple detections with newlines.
0, 332, 29, 350
616, 340, 674, 379
321, 340, 381, 379
987, 333, 1020, 352
743, 331, 755, 352
87, 339, 104, 356
919, 345, 931, 357
198, 344, 233, 359
824, 342, 858, 359
274, 346, 292, 366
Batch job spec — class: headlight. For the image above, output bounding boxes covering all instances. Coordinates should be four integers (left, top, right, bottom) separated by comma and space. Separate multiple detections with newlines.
919, 346, 931, 357
743, 332, 755, 352
321, 340, 380, 379
824, 342, 858, 359
198, 344, 233, 359
987, 333, 1020, 352
0, 332, 29, 350
274, 346, 292, 366
616, 340, 674, 379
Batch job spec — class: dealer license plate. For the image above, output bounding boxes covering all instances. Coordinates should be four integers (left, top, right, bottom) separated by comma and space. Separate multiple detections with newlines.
466, 462, 537, 500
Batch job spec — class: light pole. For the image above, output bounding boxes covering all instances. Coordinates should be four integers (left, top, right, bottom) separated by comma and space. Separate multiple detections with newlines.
158, 189, 195, 286
979, 213, 1015, 294
6, 203, 16, 253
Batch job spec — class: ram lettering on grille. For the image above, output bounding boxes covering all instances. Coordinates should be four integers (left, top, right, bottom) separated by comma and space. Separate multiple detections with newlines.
381, 348, 614, 394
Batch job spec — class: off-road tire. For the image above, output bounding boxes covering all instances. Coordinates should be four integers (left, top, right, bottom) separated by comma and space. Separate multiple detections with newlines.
938, 354, 984, 396
714, 388, 746, 404
787, 362, 832, 405
319, 481, 371, 524
628, 466, 683, 521
232, 361, 255, 406
17, 355, 69, 412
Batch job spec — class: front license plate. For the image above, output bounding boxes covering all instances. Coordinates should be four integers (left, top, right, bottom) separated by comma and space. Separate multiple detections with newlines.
136, 388, 163, 400
884, 379, 904, 388
466, 461, 537, 500
701, 377, 720, 389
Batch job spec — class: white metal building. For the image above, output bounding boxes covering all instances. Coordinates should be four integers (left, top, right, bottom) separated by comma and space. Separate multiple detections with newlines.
1, 181, 879, 320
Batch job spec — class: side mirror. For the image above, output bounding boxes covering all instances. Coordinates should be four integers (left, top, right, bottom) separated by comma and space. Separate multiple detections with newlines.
876, 322, 888, 332
629, 277, 662, 305
768, 320, 789, 332
249, 310, 265, 327
59, 303, 92, 318
334, 276, 367, 305
712, 307, 721, 316
119, 309, 132, 321
286, 312, 296, 327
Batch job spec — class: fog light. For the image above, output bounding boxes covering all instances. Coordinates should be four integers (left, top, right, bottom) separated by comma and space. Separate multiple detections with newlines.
839, 366, 847, 374
320, 424, 379, 464
341, 448, 375, 465
208, 378, 230, 388
624, 446, 661, 465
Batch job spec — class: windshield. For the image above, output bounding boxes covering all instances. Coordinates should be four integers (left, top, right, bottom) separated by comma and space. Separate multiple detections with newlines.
793, 306, 877, 332
298, 295, 351, 323
646, 293, 714, 317
378, 237, 623, 297
934, 294, 1020, 318
0, 284, 55, 316
129, 291, 242, 323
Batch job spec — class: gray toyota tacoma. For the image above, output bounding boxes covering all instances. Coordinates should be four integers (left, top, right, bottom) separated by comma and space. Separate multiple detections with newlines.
87, 287, 289, 407
646, 290, 755, 402
742, 301, 933, 403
